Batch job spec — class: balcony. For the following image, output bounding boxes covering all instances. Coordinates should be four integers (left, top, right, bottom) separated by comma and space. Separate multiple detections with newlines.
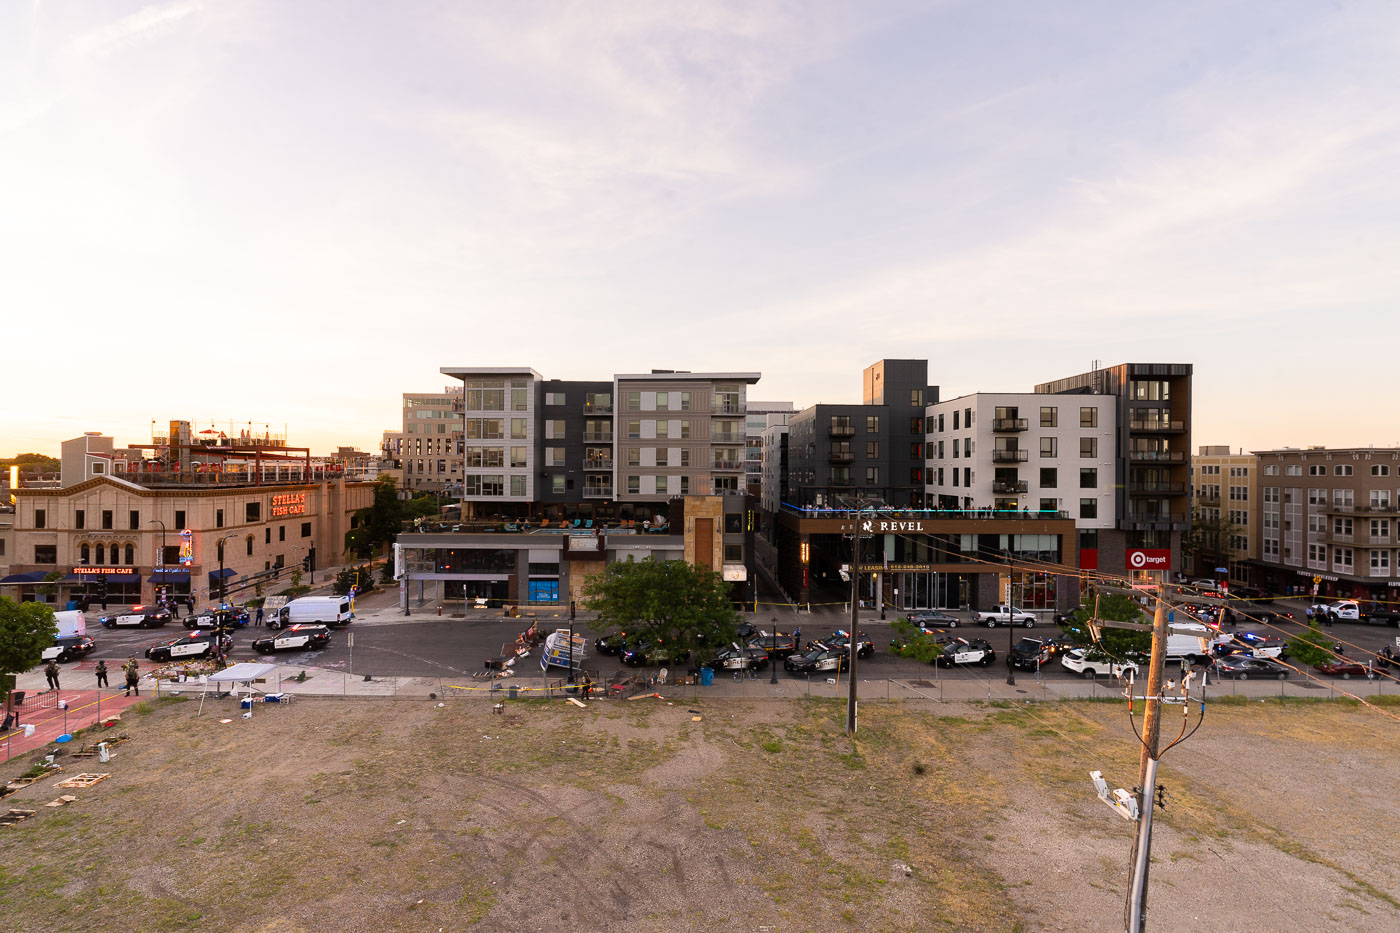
711, 460, 744, 471
829, 451, 854, 463
583, 485, 613, 498
992, 480, 1028, 494
712, 435, 742, 444
829, 424, 855, 437
1129, 450, 1185, 463
1195, 494, 1221, 506
992, 418, 1028, 432
1325, 503, 1356, 514
1127, 511, 1187, 525
582, 431, 613, 443
584, 403, 613, 414
583, 458, 613, 471
1358, 504, 1399, 514
1129, 419, 1185, 432
714, 402, 745, 415
991, 449, 1028, 463
1130, 482, 1186, 496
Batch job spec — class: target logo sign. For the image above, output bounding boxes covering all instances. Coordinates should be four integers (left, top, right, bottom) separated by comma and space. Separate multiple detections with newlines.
1127, 549, 1171, 570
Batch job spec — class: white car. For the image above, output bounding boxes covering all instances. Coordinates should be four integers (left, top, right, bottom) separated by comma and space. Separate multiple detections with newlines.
1310, 601, 1359, 622
1060, 648, 1138, 680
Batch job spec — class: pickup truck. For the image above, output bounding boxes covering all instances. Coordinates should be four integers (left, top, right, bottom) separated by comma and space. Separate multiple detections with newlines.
1310, 600, 1400, 627
975, 604, 1037, 628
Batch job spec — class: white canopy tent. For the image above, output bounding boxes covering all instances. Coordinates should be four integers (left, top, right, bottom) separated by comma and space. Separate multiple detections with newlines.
198, 662, 280, 716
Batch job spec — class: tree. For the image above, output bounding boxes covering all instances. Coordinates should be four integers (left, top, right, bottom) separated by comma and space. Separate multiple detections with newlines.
0, 453, 60, 473
1183, 510, 1244, 576
1058, 592, 1153, 658
1287, 620, 1337, 667
0, 598, 58, 702
347, 476, 404, 559
581, 557, 741, 662
333, 565, 377, 597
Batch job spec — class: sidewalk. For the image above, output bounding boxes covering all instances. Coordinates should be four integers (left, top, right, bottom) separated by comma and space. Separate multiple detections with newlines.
2, 689, 144, 763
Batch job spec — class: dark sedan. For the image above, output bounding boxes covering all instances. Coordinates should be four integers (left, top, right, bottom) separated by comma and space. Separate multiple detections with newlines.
906, 611, 961, 629
1010, 637, 1055, 671
815, 630, 874, 659
784, 647, 848, 674
621, 642, 690, 667
1314, 657, 1374, 679
594, 632, 631, 656
746, 634, 800, 659
251, 625, 331, 654
1212, 654, 1291, 680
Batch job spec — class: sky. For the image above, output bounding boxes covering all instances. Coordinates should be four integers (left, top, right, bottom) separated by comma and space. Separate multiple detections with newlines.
3, 0, 1399, 458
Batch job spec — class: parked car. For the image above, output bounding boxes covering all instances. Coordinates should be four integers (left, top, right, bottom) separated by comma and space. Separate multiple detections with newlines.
41, 635, 97, 664
1313, 657, 1374, 679
935, 638, 996, 668
100, 606, 173, 629
746, 634, 801, 660
251, 624, 331, 654
784, 647, 849, 674
708, 646, 770, 672
593, 632, 631, 656
1212, 654, 1291, 680
814, 630, 874, 659
145, 631, 232, 662
906, 610, 962, 629
621, 642, 690, 667
185, 607, 250, 630
975, 605, 1037, 628
1010, 637, 1056, 671
1357, 602, 1400, 627
1060, 648, 1138, 680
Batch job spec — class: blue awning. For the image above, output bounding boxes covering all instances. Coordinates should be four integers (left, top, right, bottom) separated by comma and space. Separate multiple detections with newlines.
150, 569, 191, 583
0, 571, 49, 584
208, 567, 236, 579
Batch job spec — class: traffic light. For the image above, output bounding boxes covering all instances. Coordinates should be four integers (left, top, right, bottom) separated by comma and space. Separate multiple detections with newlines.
302, 555, 312, 572
95, 579, 108, 601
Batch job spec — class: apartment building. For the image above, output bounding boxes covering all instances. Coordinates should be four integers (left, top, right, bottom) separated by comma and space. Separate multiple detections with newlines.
439, 367, 762, 522
401, 387, 464, 494
744, 401, 796, 496
760, 412, 791, 518
925, 392, 1118, 531
1188, 446, 1257, 582
1034, 363, 1193, 576
1253, 447, 1400, 601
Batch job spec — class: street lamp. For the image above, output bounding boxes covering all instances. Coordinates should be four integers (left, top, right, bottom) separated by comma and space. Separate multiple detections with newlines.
1005, 535, 1016, 687
148, 519, 167, 607
216, 534, 237, 607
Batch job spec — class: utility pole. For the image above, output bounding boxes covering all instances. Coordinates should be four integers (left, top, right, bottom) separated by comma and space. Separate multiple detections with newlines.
846, 506, 861, 735
1126, 580, 1169, 933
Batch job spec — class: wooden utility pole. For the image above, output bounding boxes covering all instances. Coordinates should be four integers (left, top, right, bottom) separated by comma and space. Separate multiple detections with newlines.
1126, 581, 1169, 933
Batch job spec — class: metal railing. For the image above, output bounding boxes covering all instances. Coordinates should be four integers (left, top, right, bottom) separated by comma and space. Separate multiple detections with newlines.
991, 449, 1028, 463
992, 418, 1028, 432
1129, 451, 1185, 462
1127, 511, 1187, 524
828, 452, 854, 463
1130, 482, 1186, 495
583, 486, 613, 498
829, 425, 855, 437
1129, 419, 1185, 431
581, 432, 613, 443
582, 459, 613, 470
992, 480, 1028, 494
711, 460, 743, 471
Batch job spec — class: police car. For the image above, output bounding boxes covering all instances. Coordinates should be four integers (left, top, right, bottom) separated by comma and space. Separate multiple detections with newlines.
101, 606, 173, 629
251, 625, 331, 654
934, 637, 996, 668
42, 635, 97, 663
783, 646, 849, 674
184, 607, 250, 630
144, 630, 232, 662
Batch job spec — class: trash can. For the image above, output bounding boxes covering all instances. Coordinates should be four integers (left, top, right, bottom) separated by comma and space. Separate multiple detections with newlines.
507, 684, 519, 699
699, 667, 714, 687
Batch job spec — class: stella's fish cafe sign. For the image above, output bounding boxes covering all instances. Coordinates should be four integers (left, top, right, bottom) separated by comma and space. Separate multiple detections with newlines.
270, 492, 308, 517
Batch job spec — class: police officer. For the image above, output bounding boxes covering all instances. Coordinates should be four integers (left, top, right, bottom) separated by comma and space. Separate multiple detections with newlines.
95, 659, 109, 689
123, 657, 140, 697
44, 660, 61, 692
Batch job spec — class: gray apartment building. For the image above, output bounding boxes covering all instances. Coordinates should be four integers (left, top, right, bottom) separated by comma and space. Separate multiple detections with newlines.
1252, 447, 1400, 601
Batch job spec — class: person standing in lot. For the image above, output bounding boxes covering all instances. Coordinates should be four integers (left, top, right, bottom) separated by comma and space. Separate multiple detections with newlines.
256, 606, 264, 627
44, 660, 60, 692
95, 659, 109, 688
123, 658, 140, 697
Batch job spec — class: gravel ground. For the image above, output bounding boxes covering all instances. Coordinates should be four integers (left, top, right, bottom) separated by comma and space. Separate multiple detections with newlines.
0, 695, 1396, 932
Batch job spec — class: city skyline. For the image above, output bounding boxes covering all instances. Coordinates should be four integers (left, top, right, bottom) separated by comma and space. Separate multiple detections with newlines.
4, 1, 1398, 457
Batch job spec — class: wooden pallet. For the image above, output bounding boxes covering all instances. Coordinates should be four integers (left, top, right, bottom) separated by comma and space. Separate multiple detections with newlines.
55, 773, 110, 789
0, 809, 36, 826
45, 795, 77, 808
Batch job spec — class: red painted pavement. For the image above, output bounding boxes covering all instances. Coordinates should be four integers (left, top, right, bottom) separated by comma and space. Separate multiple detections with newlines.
2, 690, 146, 763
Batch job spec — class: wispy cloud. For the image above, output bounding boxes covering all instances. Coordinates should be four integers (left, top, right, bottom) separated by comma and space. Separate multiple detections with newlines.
72, 0, 204, 59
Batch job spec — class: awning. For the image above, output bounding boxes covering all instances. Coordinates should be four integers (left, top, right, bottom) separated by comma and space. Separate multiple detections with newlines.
208, 567, 236, 579
150, 569, 191, 583
0, 571, 49, 584
62, 571, 142, 583
206, 662, 277, 683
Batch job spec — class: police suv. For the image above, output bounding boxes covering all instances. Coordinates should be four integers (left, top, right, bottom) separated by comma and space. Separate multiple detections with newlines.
101, 606, 173, 629
251, 625, 331, 654
144, 631, 232, 662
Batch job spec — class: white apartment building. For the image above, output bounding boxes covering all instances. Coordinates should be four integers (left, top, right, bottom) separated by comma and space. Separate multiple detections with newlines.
925, 393, 1118, 530
441, 368, 541, 504
760, 412, 791, 515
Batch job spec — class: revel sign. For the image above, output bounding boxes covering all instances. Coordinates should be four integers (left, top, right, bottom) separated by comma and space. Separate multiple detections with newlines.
1126, 548, 1171, 571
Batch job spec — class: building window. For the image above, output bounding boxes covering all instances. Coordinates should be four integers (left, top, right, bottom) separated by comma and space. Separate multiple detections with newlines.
627, 420, 641, 439
1040, 468, 1057, 488
1334, 464, 1353, 476
655, 449, 668, 467
1080, 467, 1097, 489
80, 543, 91, 565
952, 411, 959, 431
680, 450, 691, 467
35, 509, 45, 529
952, 439, 959, 459
216, 509, 224, 528
35, 545, 56, 564
866, 441, 880, 459
1040, 498, 1057, 513
265, 527, 272, 544
552, 474, 566, 494
300, 522, 311, 538
1080, 498, 1098, 519
679, 476, 690, 494
1040, 407, 1057, 427
627, 476, 640, 494
655, 391, 669, 411
101, 510, 113, 530
1041, 437, 1057, 457
866, 416, 880, 432
276, 526, 285, 542
124, 544, 135, 565
1372, 464, 1391, 477
723, 543, 743, 562
910, 417, 922, 434
1373, 550, 1391, 572
1080, 407, 1098, 428
1080, 437, 1097, 458
1308, 464, 1325, 476
512, 388, 529, 411
546, 447, 566, 466
75, 509, 86, 530
246, 536, 254, 556
866, 467, 879, 484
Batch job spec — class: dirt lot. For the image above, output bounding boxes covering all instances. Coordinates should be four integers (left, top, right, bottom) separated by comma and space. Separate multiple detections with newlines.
0, 695, 1397, 932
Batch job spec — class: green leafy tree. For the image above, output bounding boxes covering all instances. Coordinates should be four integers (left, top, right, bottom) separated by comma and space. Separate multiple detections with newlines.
1287, 620, 1337, 667
0, 598, 58, 701
1058, 592, 1153, 659
346, 476, 405, 559
581, 557, 741, 662
333, 565, 378, 597
0, 453, 61, 473
1183, 510, 1244, 575
404, 494, 442, 520
888, 617, 947, 664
